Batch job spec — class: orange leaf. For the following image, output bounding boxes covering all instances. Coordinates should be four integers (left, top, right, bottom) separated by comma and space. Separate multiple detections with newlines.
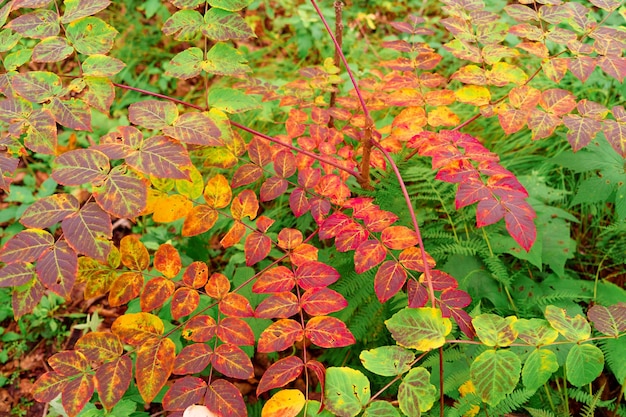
277, 228, 303, 250
204, 174, 232, 209
212, 344, 254, 379
95, 356, 132, 411
182, 315, 217, 342
257, 319, 304, 353
427, 106, 460, 127
120, 235, 149, 270
108, 271, 143, 307
205, 272, 230, 299
290, 243, 318, 267
217, 317, 255, 346
141, 277, 175, 312
220, 293, 255, 318
231, 189, 259, 220
154, 243, 181, 278
112, 312, 164, 346
381, 226, 419, 250
182, 205, 219, 237
136, 338, 175, 403
171, 287, 200, 320
152, 194, 192, 223
183, 261, 209, 288
220, 221, 246, 248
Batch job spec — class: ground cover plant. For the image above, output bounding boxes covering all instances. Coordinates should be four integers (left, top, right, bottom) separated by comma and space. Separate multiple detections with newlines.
0, 0, 625, 416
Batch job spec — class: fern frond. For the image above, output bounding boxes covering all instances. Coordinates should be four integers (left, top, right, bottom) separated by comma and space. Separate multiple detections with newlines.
525, 407, 557, 417
599, 336, 626, 383
580, 384, 606, 417
488, 388, 534, 415
569, 386, 614, 409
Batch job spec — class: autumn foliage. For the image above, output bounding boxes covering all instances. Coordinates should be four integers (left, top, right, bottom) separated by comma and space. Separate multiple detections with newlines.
1, 0, 626, 416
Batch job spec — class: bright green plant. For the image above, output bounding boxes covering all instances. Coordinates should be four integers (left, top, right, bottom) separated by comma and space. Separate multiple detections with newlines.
0, 0, 625, 416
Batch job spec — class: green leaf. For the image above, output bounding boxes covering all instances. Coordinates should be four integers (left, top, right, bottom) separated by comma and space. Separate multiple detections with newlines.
0, 29, 22, 52
32, 37, 73, 63
398, 367, 437, 416
6, 10, 60, 39
544, 305, 591, 342
522, 349, 559, 391
513, 319, 559, 346
4, 48, 33, 70
208, 87, 261, 114
162, 9, 203, 41
203, 8, 256, 41
164, 47, 203, 80
12, 71, 63, 103
363, 401, 400, 417
324, 367, 370, 417
66, 17, 118, 55
473, 314, 518, 347
82, 54, 126, 76
359, 346, 415, 376
471, 349, 521, 407
208, 0, 253, 11
202, 42, 250, 76
566, 343, 604, 386
62, 0, 112, 24
385, 307, 452, 351
84, 76, 115, 113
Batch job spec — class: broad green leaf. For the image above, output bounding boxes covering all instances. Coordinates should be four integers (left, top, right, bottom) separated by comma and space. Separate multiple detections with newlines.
544, 305, 591, 342
95, 356, 132, 411
126, 135, 191, 179
588, 303, 626, 336
0, 29, 22, 52
6, 10, 60, 39
111, 312, 164, 345
165, 47, 203, 80
136, 338, 175, 403
360, 346, 415, 376
32, 36, 73, 63
129, 100, 178, 130
208, 0, 253, 11
385, 307, 452, 351
602, 337, 626, 383
202, 42, 250, 76
470, 349, 521, 406
566, 343, 604, 386
62, 0, 112, 23
47, 97, 91, 130
522, 348, 558, 391
325, 367, 370, 417
0, 262, 36, 288
398, 367, 437, 416
162, 9, 203, 41
512, 318, 558, 346
61, 202, 112, 261
4, 48, 33, 70
203, 8, 255, 41
93, 165, 147, 218
473, 314, 518, 347
52, 148, 109, 186
162, 112, 222, 145
84, 76, 115, 113
208, 87, 261, 114
12, 276, 45, 319
12, 71, 62, 103
36, 240, 77, 297
363, 401, 400, 417
82, 54, 125, 76
66, 17, 118, 55
262, 389, 305, 417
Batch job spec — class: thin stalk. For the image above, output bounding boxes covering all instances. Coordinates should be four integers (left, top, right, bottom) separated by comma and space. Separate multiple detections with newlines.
612, 377, 625, 417
328, 0, 343, 129
309, 0, 437, 307
543, 383, 557, 414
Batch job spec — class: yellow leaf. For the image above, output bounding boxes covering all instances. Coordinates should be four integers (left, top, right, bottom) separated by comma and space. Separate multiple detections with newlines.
427, 106, 460, 127
204, 174, 232, 209
152, 194, 193, 223
455, 85, 491, 106
261, 389, 305, 417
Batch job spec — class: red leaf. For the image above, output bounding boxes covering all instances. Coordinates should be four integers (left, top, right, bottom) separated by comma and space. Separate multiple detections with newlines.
362, 210, 399, 233
126, 135, 191, 180
0, 262, 35, 288
62, 374, 95, 417
274, 150, 297, 178
300, 287, 348, 316
75, 332, 123, 365
212, 344, 254, 379
173, 343, 213, 375
354, 240, 387, 274
231, 163, 263, 188
335, 223, 369, 252
141, 277, 175, 312
502, 198, 537, 251
407, 280, 429, 308
455, 174, 490, 209
298, 167, 321, 188
182, 315, 217, 342
244, 232, 271, 266
277, 228, 304, 250
305, 316, 355, 348
163, 376, 207, 411
33, 372, 69, 404
95, 356, 132, 412
374, 260, 408, 303
439, 289, 472, 310
381, 225, 419, 250
428, 270, 459, 291
0, 229, 54, 264
450, 308, 475, 339
62, 202, 112, 262
219, 293, 255, 318
49, 351, 89, 375
20, 193, 78, 229
318, 212, 352, 239
257, 319, 304, 353
217, 317, 255, 346
12, 276, 45, 319
260, 176, 288, 202
290, 243, 319, 267
253, 266, 296, 294
306, 360, 326, 399
257, 356, 304, 396
171, 287, 200, 320
476, 197, 505, 227
182, 261, 209, 289
289, 188, 310, 217
255, 292, 300, 319
205, 379, 247, 417
296, 261, 340, 290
